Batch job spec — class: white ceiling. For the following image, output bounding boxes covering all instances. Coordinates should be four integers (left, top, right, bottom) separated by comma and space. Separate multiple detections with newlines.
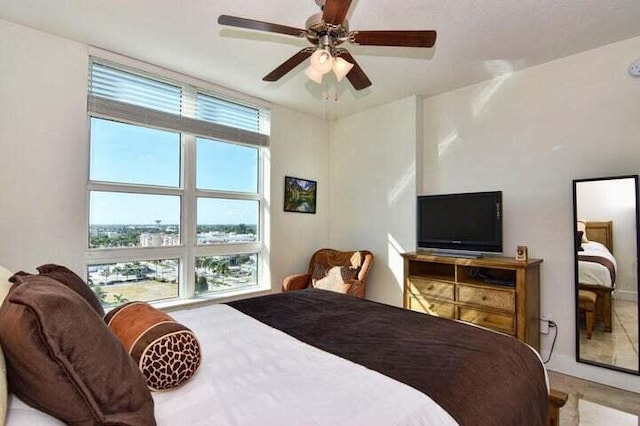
2, 0, 640, 118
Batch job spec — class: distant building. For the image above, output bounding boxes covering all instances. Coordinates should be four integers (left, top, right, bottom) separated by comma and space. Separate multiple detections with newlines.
140, 232, 180, 247
140, 233, 163, 247
229, 233, 256, 242
196, 231, 256, 244
162, 234, 179, 246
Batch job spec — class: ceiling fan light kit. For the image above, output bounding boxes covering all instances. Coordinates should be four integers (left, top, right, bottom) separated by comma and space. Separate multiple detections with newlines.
305, 47, 355, 84
304, 65, 324, 84
332, 57, 354, 82
218, 0, 437, 91
310, 48, 334, 75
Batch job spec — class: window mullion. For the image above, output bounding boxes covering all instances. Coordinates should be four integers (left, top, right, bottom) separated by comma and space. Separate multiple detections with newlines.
182, 132, 197, 299
86, 246, 186, 264
195, 190, 260, 201
194, 243, 261, 257
181, 85, 198, 300
88, 182, 182, 197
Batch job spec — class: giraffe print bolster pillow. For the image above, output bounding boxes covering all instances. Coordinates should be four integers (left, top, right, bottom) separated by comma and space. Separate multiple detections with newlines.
105, 302, 202, 391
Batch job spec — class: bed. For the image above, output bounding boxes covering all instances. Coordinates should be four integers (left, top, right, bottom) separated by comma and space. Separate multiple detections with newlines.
578, 221, 617, 331
2, 287, 562, 425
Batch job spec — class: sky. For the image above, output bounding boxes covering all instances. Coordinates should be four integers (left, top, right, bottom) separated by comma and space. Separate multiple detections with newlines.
89, 118, 258, 225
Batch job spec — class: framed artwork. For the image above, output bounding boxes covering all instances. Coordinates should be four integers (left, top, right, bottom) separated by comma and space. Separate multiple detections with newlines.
284, 176, 317, 214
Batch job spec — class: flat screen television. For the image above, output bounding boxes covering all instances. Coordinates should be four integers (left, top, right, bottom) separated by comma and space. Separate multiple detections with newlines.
417, 191, 503, 257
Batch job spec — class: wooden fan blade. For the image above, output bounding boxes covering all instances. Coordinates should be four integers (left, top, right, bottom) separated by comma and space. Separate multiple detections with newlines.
322, 0, 353, 25
337, 51, 371, 91
263, 48, 314, 82
351, 30, 437, 48
218, 15, 305, 37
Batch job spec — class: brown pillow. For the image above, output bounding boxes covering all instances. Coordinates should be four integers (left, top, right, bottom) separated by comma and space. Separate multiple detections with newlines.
37, 264, 105, 317
9, 264, 105, 317
0, 275, 155, 425
106, 302, 201, 392
576, 231, 585, 252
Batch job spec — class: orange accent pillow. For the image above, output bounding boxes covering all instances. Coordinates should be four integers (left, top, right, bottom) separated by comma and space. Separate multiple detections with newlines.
106, 302, 201, 391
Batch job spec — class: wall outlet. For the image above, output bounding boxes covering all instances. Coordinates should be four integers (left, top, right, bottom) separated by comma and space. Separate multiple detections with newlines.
629, 58, 640, 77
540, 318, 550, 334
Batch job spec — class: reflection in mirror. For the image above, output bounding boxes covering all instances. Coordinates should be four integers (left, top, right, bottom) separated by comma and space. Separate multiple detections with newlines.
573, 175, 639, 374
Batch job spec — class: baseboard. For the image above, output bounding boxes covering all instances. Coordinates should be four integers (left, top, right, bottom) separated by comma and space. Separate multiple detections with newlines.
546, 354, 640, 394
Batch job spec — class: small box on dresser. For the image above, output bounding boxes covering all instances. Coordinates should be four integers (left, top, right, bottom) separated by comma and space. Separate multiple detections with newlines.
402, 252, 542, 351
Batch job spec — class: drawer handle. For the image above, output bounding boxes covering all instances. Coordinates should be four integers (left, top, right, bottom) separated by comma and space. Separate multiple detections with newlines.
429, 304, 434, 310
483, 316, 489, 322
427, 285, 434, 290
481, 296, 488, 301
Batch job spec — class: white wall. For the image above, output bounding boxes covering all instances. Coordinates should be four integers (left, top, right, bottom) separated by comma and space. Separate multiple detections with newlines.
421, 36, 640, 392
0, 19, 88, 274
269, 106, 331, 284
329, 96, 419, 306
0, 19, 330, 293
576, 178, 638, 299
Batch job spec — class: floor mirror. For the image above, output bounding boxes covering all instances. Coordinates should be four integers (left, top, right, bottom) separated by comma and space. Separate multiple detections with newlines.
573, 175, 640, 374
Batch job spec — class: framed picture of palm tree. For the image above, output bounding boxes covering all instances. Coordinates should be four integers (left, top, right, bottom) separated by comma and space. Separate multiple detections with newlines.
284, 176, 317, 214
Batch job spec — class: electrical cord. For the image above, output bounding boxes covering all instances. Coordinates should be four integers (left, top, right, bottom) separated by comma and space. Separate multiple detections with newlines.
542, 320, 558, 364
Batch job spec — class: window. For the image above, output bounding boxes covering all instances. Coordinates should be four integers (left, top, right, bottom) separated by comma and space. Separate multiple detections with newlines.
194, 254, 257, 294
88, 259, 180, 306
89, 118, 181, 187
87, 59, 269, 307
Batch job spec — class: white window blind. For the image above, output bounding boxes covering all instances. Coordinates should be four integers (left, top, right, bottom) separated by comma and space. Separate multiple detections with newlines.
88, 60, 269, 147
196, 93, 261, 133
89, 62, 182, 114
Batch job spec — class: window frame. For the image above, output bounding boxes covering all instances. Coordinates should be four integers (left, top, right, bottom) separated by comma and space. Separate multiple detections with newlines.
85, 55, 269, 305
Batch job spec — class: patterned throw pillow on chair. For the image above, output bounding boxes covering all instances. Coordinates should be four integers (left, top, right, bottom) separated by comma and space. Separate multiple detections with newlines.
311, 264, 360, 293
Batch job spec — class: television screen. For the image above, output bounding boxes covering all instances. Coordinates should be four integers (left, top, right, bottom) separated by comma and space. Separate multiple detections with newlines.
417, 191, 502, 254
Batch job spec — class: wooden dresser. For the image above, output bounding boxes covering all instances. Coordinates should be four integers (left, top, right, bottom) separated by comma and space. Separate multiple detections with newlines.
402, 252, 542, 351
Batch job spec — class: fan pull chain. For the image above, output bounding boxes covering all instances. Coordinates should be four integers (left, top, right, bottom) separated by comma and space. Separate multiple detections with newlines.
322, 81, 339, 102
322, 82, 339, 122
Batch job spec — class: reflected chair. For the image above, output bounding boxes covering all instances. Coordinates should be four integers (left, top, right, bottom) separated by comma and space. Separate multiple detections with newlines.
282, 249, 374, 298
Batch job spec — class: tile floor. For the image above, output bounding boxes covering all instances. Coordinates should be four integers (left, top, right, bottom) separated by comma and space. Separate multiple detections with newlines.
578, 299, 638, 371
549, 371, 640, 425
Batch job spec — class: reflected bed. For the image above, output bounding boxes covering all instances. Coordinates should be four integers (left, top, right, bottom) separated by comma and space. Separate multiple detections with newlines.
578, 221, 617, 332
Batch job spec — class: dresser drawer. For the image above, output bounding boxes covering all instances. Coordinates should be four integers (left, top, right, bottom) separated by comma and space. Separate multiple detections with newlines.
408, 277, 454, 301
457, 284, 515, 311
408, 296, 455, 319
458, 307, 515, 335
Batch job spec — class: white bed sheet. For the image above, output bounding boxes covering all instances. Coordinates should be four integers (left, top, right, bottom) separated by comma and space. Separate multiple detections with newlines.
579, 241, 617, 287
6, 304, 458, 426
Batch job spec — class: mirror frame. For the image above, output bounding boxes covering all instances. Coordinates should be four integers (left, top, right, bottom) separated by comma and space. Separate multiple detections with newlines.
573, 174, 640, 375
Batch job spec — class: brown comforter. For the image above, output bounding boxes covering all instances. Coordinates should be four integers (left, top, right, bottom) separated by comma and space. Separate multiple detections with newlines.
229, 289, 548, 426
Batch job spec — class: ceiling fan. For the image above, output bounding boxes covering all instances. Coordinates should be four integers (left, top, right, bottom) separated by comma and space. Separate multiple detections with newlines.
218, 0, 437, 90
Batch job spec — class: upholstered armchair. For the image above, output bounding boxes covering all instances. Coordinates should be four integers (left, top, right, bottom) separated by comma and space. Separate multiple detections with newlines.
282, 248, 374, 298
